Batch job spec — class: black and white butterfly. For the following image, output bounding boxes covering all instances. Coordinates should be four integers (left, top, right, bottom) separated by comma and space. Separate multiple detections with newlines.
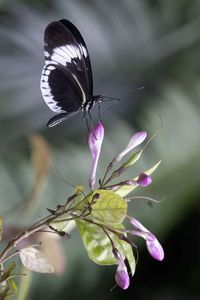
40, 19, 102, 127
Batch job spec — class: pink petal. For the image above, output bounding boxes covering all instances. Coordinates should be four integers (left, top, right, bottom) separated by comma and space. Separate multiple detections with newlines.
115, 131, 147, 164
129, 217, 165, 261
115, 259, 130, 290
146, 237, 165, 261
88, 122, 104, 189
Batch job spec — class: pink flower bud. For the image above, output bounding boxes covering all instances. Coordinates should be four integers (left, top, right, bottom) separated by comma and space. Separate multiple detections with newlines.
129, 217, 164, 261
113, 248, 130, 290
88, 122, 104, 190
146, 234, 165, 261
114, 131, 147, 164
115, 264, 130, 290
137, 173, 152, 187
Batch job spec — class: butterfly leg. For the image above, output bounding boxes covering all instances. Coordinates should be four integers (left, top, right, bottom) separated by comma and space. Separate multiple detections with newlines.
85, 116, 90, 134
98, 102, 102, 122
88, 110, 93, 130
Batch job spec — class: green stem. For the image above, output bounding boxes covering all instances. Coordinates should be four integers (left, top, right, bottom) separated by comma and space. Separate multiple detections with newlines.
0, 191, 93, 264
0, 222, 47, 264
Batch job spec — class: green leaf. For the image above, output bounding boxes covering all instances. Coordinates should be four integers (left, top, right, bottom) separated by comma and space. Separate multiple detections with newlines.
90, 190, 127, 224
0, 263, 16, 282
49, 215, 73, 232
7, 278, 17, 293
115, 161, 161, 197
76, 220, 135, 275
123, 241, 136, 276
50, 219, 75, 233
19, 247, 54, 273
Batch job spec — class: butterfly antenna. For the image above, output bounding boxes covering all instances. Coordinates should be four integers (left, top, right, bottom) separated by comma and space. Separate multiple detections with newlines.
52, 166, 77, 188
141, 113, 163, 152
52, 166, 88, 203
127, 86, 144, 93
100, 96, 121, 103
117, 85, 144, 97
100, 86, 144, 103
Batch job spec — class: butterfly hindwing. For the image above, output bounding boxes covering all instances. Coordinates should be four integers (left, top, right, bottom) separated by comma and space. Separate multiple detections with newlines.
41, 63, 83, 113
47, 112, 77, 127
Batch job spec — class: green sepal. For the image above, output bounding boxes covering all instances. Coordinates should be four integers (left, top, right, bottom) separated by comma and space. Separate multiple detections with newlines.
115, 161, 161, 197
105, 151, 142, 182
120, 150, 142, 170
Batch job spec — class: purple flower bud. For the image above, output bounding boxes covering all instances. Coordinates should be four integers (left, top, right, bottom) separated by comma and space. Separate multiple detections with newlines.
88, 122, 104, 190
113, 248, 130, 290
129, 217, 164, 261
115, 263, 130, 290
137, 173, 152, 187
146, 233, 164, 261
114, 131, 147, 164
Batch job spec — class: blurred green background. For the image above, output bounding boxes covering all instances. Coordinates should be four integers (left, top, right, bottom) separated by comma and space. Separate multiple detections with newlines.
0, 0, 200, 299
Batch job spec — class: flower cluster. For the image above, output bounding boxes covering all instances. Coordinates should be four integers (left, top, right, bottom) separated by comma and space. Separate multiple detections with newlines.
0, 121, 164, 297
88, 122, 164, 289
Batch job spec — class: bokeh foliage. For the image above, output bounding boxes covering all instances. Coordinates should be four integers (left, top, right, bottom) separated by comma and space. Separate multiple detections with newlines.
0, 0, 200, 299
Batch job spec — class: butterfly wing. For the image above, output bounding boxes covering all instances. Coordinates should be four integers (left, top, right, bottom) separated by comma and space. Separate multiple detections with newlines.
40, 20, 92, 124
46, 112, 75, 127
59, 19, 93, 95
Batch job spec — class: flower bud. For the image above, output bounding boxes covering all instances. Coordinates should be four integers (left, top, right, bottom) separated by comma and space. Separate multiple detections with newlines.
146, 234, 164, 261
114, 131, 147, 164
129, 217, 164, 261
88, 122, 104, 189
113, 248, 130, 290
137, 173, 152, 187
115, 264, 130, 290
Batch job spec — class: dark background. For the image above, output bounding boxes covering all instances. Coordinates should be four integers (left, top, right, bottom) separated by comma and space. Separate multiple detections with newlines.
0, 0, 200, 299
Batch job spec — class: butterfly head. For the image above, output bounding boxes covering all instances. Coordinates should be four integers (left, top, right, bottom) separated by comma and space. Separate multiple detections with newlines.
92, 95, 104, 104
84, 95, 102, 112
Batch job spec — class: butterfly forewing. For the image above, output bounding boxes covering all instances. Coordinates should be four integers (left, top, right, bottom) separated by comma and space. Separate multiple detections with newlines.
59, 19, 93, 95
40, 20, 92, 121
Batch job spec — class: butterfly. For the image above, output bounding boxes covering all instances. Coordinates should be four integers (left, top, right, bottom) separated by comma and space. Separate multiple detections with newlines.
40, 19, 102, 127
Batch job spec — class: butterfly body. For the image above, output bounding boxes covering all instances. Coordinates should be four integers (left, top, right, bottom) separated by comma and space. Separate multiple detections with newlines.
40, 19, 100, 127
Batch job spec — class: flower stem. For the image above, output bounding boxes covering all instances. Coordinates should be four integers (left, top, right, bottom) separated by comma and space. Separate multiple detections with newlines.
0, 222, 47, 264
